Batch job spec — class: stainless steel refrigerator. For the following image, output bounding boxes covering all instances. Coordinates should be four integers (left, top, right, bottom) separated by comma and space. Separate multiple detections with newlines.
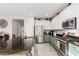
35, 25, 44, 43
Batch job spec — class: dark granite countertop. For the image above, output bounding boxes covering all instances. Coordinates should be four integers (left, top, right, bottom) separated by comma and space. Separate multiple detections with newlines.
69, 41, 79, 47
53, 36, 79, 47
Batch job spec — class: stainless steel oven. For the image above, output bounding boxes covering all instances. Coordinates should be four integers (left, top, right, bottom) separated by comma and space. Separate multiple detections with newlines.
57, 39, 68, 56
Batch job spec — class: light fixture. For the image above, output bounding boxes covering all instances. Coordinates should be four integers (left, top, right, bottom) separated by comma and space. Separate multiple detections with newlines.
46, 13, 48, 16
30, 13, 33, 16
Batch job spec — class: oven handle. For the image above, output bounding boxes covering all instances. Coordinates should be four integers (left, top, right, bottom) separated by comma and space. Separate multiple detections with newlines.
58, 39, 67, 44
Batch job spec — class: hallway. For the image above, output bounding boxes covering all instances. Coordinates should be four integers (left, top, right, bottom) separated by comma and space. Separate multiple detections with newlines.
35, 43, 58, 56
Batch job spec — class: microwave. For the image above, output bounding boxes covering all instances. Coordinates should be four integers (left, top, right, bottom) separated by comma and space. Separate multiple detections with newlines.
62, 17, 77, 29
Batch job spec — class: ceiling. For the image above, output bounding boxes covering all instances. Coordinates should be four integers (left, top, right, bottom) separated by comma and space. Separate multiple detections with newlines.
0, 3, 69, 17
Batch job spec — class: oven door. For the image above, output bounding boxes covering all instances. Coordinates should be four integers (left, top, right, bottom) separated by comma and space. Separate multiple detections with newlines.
59, 40, 68, 56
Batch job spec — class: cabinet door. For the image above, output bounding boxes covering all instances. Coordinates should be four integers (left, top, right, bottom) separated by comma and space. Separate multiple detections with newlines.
50, 37, 58, 48
50, 37, 55, 46
43, 35, 50, 43
69, 43, 79, 56
49, 36, 53, 44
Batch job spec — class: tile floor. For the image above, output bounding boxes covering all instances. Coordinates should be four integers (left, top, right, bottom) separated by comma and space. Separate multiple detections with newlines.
0, 43, 58, 56
35, 43, 58, 56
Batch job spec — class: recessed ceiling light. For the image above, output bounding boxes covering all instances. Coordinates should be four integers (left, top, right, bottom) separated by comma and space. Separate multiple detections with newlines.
30, 13, 33, 16
46, 13, 48, 16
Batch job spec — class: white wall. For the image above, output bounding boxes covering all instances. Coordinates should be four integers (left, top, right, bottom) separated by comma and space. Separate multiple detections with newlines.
51, 4, 77, 29
35, 20, 51, 30
0, 16, 12, 51
0, 16, 12, 39
24, 18, 51, 37
51, 3, 79, 37
76, 4, 79, 29
24, 17, 34, 37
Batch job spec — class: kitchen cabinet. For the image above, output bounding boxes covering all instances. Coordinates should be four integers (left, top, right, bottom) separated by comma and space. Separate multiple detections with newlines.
51, 37, 61, 49
50, 36, 57, 48
43, 35, 50, 43
50, 37, 68, 56
43, 34, 58, 44
49, 36, 54, 45
69, 43, 79, 56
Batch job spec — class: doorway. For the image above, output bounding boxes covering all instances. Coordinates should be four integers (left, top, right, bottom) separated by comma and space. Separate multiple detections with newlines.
12, 19, 24, 50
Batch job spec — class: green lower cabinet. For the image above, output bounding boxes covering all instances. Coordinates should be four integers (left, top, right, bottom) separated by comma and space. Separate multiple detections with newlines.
50, 36, 55, 45
43, 35, 50, 43
69, 43, 79, 56
43, 35, 58, 49
49, 36, 53, 44
49, 36, 57, 48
